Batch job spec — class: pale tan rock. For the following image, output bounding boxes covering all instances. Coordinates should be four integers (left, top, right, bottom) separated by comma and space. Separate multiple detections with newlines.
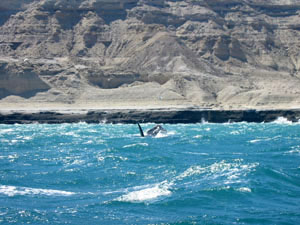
0, 0, 300, 110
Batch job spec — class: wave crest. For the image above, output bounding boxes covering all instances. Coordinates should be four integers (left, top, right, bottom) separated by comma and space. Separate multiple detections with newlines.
0, 185, 75, 197
115, 182, 171, 203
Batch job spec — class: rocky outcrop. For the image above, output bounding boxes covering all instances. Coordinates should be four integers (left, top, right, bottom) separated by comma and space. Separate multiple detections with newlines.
1, 108, 300, 124
0, 0, 300, 109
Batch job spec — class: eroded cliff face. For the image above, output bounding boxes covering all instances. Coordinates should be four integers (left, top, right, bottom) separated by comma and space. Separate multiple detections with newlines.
0, 0, 300, 109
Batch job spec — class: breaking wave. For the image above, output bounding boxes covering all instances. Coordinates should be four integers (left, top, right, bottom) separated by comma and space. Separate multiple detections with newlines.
115, 160, 257, 203
0, 185, 75, 197
115, 182, 172, 203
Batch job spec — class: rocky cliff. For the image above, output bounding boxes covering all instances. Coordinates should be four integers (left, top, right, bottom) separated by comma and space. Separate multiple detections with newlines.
1, 0, 300, 109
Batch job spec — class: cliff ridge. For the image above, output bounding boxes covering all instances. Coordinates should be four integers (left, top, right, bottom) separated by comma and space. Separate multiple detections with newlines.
1, 0, 300, 109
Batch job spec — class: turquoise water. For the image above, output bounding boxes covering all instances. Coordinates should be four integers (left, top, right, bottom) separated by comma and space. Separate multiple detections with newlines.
1, 119, 300, 224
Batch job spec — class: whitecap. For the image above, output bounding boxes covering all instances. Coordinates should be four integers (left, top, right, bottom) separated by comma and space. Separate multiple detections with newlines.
23, 136, 33, 140
99, 119, 108, 124
154, 131, 175, 138
285, 146, 300, 155
64, 132, 80, 137
0, 128, 13, 134
206, 186, 231, 192
113, 160, 258, 204
176, 160, 258, 186
84, 140, 93, 144
201, 118, 209, 124
182, 152, 209, 156
71, 159, 85, 165
105, 155, 128, 161
115, 183, 171, 203
272, 117, 293, 125
126, 172, 136, 175
209, 161, 258, 184
249, 139, 261, 143
8, 154, 19, 162
248, 137, 276, 143
87, 129, 98, 133
176, 165, 206, 180
230, 131, 240, 135
123, 143, 149, 148
76, 121, 87, 125
8, 154, 18, 159
0, 185, 75, 197
193, 135, 203, 139
237, 187, 252, 193
97, 156, 105, 161
286, 149, 300, 154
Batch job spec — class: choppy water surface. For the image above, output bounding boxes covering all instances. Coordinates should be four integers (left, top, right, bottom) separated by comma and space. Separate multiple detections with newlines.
1, 118, 300, 224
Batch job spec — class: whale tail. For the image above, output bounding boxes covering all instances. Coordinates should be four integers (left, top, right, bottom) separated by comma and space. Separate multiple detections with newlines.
137, 123, 145, 137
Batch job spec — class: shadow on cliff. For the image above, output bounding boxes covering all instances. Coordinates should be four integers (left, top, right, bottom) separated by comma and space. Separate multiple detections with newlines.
0, 88, 50, 100
93, 0, 139, 24
0, 66, 51, 100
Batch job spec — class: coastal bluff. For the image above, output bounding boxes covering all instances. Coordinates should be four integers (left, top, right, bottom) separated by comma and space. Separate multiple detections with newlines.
1, 0, 300, 110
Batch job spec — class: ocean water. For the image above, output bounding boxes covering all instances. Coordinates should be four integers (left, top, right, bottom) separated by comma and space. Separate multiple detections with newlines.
1, 118, 300, 224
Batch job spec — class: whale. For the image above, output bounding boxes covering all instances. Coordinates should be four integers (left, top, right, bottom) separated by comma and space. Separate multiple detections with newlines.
138, 123, 167, 137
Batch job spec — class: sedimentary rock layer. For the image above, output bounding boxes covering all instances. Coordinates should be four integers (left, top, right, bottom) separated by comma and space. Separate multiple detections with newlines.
1, 0, 300, 109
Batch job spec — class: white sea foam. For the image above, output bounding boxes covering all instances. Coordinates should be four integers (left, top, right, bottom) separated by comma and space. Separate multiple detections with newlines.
201, 118, 209, 124
273, 117, 293, 125
237, 187, 252, 193
77, 121, 88, 125
0, 185, 75, 197
176, 165, 206, 180
114, 160, 257, 203
71, 159, 85, 165
211, 161, 258, 185
176, 160, 258, 186
104, 155, 128, 161
249, 135, 281, 143
97, 156, 105, 161
8, 154, 18, 159
115, 182, 171, 203
193, 135, 203, 139
230, 130, 240, 135
0, 128, 14, 134
84, 140, 93, 144
285, 145, 300, 155
23, 136, 33, 140
286, 149, 300, 154
127, 171, 136, 175
64, 132, 80, 137
249, 139, 261, 143
154, 132, 171, 138
123, 143, 149, 148
183, 152, 209, 156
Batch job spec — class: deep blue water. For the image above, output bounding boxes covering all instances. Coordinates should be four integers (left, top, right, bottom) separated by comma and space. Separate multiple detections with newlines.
1, 118, 300, 224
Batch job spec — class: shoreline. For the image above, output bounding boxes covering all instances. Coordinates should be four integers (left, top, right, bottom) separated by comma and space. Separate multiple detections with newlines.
1, 108, 300, 124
